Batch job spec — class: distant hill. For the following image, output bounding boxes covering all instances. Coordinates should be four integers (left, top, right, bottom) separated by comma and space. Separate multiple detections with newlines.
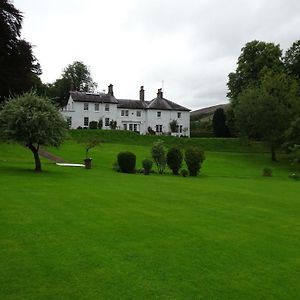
191, 103, 229, 120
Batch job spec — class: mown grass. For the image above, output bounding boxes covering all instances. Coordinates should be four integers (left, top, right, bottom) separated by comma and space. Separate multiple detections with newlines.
0, 137, 299, 300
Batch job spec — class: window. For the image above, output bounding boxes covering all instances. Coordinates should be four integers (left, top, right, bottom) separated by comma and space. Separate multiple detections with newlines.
123, 124, 127, 130
179, 125, 183, 133
105, 104, 109, 111
134, 124, 137, 131
177, 112, 181, 118
105, 118, 110, 126
156, 125, 162, 132
125, 110, 129, 116
84, 117, 89, 126
66, 117, 72, 127
136, 111, 141, 117
84, 103, 89, 111
157, 111, 161, 118
95, 103, 99, 111
129, 124, 133, 131
121, 110, 129, 116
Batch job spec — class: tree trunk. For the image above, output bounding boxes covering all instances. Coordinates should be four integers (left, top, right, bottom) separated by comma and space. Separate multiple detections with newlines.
271, 145, 277, 162
28, 143, 42, 172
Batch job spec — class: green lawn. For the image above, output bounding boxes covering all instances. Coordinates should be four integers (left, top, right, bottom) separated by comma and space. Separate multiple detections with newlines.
0, 137, 299, 299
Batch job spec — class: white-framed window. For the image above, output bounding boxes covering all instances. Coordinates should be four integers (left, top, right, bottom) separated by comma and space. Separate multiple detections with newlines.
84, 103, 89, 111
105, 118, 109, 126
66, 116, 72, 127
121, 110, 129, 116
156, 125, 162, 132
157, 111, 161, 118
136, 111, 141, 117
123, 124, 127, 130
129, 124, 133, 131
95, 103, 99, 111
105, 104, 109, 111
84, 117, 89, 126
134, 124, 137, 131
125, 110, 129, 116
177, 112, 181, 118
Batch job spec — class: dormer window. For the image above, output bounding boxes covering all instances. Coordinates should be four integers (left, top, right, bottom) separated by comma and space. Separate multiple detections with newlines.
157, 111, 161, 118
84, 103, 89, 111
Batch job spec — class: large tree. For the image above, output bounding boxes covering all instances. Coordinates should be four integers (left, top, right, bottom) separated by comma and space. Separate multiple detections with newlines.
0, 93, 67, 171
284, 40, 300, 88
227, 40, 283, 105
212, 108, 230, 137
44, 61, 97, 107
0, 0, 41, 102
234, 69, 300, 161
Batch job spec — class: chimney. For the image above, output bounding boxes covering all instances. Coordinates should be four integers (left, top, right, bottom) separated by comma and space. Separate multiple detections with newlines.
140, 86, 145, 101
108, 84, 114, 96
157, 88, 163, 99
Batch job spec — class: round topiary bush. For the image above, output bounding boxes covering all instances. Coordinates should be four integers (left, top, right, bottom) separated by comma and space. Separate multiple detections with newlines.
117, 151, 136, 173
167, 147, 183, 175
89, 121, 98, 129
142, 159, 153, 175
184, 146, 205, 176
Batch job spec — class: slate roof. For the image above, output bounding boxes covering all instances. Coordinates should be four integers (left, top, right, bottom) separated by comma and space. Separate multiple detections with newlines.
70, 91, 190, 111
70, 91, 118, 104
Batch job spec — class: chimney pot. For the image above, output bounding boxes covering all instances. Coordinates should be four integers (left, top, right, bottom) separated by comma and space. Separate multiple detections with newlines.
157, 88, 163, 98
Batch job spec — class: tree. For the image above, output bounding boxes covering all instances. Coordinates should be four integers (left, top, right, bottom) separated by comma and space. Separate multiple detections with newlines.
227, 40, 283, 105
151, 140, 166, 174
284, 40, 300, 81
212, 108, 230, 137
0, 0, 41, 102
167, 147, 183, 175
234, 70, 300, 161
0, 93, 67, 171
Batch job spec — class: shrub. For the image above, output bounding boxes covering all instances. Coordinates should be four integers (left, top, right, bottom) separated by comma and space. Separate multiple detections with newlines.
169, 120, 178, 133
142, 159, 153, 175
98, 119, 103, 129
110, 120, 117, 130
77, 126, 82, 130
148, 126, 156, 135
167, 147, 183, 175
89, 121, 98, 129
151, 140, 166, 174
181, 169, 188, 177
185, 146, 205, 176
263, 167, 272, 177
117, 151, 136, 173
289, 173, 299, 180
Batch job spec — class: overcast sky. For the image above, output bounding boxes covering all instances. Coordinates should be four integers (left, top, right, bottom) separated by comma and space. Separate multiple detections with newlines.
15, 0, 300, 110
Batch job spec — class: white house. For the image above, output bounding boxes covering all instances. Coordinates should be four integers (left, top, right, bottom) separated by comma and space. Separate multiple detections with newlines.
61, 85, 190, 136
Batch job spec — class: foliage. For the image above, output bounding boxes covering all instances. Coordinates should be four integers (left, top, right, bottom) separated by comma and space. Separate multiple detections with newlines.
109, 120, 117, 130
234, 69, 300, 161
212, 108, 231, 137
169, 120, 178, 133
117, 151, 136, 173
289, 173, 299, 180
142, 159, 153, 175
98, 119, 103, 129
0, 92, 67, 171
227, 40, 283, 105
262, 167, 272, 177
181, 169, 188, 177
85, 139, 99, 159
89, 121, 98, 129
167, 147, 183, 175
151, 140, 166, 174
284, 40, 300, 83
184, 146, 205, 176
147, 126, 155, 135
0, 0, 41, 102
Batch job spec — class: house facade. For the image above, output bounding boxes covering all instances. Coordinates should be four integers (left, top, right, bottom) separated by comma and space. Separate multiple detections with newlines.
61, 85, 190, 136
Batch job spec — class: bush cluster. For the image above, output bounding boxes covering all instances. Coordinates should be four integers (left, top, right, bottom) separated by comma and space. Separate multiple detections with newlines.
167, 147, 183, 175
185, 146, 205, 176
142, 159, 153, 175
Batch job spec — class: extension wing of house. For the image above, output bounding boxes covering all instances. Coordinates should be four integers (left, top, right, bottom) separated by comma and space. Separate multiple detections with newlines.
61, 85, 190, 136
